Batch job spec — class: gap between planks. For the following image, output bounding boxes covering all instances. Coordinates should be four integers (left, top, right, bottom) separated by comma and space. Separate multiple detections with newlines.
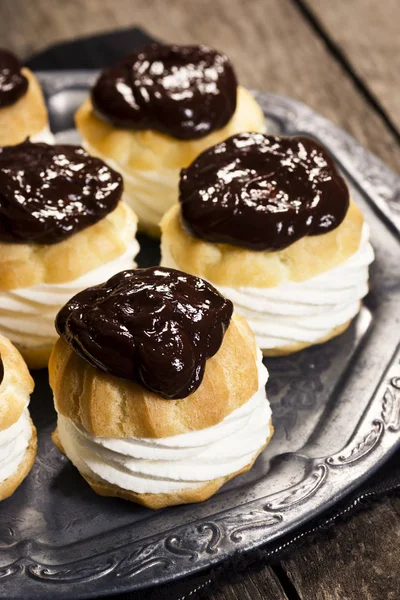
294, 0, 400, 144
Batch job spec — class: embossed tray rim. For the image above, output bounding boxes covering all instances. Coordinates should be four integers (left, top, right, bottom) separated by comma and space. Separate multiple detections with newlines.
0, 71, 398, 599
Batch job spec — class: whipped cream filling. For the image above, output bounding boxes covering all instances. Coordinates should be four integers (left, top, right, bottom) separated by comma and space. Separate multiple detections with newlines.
57, 353, 272, 494
0, 409, 32, 483
84, 142, 178, 230
0, 238, 139, 348
162, 225, 374, 350
29, 125, 55, 144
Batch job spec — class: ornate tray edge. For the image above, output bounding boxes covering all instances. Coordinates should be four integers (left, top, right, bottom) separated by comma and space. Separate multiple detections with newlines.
1, 74, 398, 599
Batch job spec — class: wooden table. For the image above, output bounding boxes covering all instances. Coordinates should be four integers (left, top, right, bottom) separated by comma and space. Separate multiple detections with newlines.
1, 1, 399, 598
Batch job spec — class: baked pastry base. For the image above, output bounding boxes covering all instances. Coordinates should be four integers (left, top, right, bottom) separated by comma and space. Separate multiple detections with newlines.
0, 333, 35, 429
75, 87, 266, 171
50, 315, 259, 439
262, 319, 353, 357
160, 201, 364, 288
53, 420, 273, 510
0, 202, 137, 291
0, 68, 49, 146
0, 420, 37, 501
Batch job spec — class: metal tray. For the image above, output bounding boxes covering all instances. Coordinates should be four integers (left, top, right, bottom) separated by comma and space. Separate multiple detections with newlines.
0, 71, 399, 600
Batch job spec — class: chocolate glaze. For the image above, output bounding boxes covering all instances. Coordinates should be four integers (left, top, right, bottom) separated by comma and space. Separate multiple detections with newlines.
0, 355, 3, 385
0, 141, 123, 244
0, 49, 28, 108
180, 133, 350, 251
91, 43, 237, 140
56, 267, 233, 399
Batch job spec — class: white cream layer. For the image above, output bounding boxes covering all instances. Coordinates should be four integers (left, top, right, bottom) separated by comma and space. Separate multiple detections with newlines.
30, 125, 55, 144
57, 353, 272, 494
0, 238, 139, 349
84, 142, 178, 231
0, 409, 32, 483
162, 225, 374, 350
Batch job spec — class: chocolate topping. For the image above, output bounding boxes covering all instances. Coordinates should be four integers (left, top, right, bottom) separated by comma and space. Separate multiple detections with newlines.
91, 43, 237, 140
0, 141, 123, 244
180, 133, 350, 251
56, 267, 233, 399
0, 355, 3, 385
0, 49, 28, 108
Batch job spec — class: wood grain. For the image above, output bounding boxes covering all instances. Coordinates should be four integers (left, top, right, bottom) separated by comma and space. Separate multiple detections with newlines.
0, 0, 399, 171
279, 495, 400, 600
0, 2, 399, 599
211, 568, 289, 600
305, 0, 400, 134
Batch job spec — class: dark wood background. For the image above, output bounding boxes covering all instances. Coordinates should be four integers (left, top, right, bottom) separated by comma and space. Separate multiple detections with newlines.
0, 1, 399, 598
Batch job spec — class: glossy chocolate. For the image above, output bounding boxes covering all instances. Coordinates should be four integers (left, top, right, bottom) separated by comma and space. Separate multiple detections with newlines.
0, 49, 28, 108
0, 355, 3, 385
0, 141, 122, 244
180, 133, 350, 251
56, 267, 233, 399
91, 43, 237, 140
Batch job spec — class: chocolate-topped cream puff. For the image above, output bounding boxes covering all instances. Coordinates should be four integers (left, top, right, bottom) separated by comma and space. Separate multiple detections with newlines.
0, 333, 36, 500
76, 43, 266, 236
50, 267, 273, 509
0, 141, 139, 368
161, 133, 374, 355
0, 48, 54, 145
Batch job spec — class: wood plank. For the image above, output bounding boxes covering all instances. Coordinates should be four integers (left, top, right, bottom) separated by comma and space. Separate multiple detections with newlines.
279, 494, 400, 600
210, 567, 290, 600
0, 0, 398, 171
0, 1, 399, 598
305, 0, 400, 134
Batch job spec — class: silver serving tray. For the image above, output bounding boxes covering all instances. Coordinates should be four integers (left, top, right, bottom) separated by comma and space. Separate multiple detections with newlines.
0, 71, 399, 600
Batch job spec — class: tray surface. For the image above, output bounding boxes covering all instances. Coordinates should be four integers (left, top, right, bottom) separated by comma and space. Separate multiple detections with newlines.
0, 71, 399, 600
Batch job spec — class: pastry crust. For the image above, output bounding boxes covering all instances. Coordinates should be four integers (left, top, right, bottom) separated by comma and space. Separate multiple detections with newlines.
262, 319, 353, 356
0, 419, 37, 501
160, 199, 364, 288
75, 86, 266, 171
0, 68, 49, 146
0, 333, 34, 430
0, 201, 137, 290
52, 421, 273, 509
49, 313, 259, 439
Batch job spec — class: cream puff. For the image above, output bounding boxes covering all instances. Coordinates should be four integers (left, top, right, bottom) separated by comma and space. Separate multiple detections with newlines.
75, 43, 266, 236
49, 267, 273, 509
0, 48, 54, 145
0, 333, 36, 501
0, 140, 139, 368
161, 132, 374, 355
